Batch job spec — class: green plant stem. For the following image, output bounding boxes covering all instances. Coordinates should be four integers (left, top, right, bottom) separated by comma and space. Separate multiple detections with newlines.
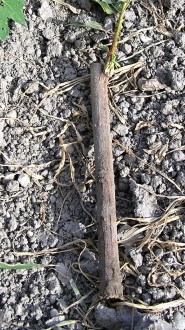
104, 0, 131, 76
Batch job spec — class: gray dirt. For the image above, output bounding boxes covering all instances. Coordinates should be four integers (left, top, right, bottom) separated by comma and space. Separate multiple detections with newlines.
0, 0, 185, 329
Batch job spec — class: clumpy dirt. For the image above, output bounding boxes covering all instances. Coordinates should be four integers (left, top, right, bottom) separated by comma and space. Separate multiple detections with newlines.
0, 0, 185, 329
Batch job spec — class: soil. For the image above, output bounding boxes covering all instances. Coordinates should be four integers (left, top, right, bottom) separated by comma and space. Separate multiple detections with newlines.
0, 0, 185, 329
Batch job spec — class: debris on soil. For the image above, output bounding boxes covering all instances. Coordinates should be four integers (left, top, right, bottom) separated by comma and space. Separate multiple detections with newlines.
95, 305, 185, 330
0, 0, 185, 329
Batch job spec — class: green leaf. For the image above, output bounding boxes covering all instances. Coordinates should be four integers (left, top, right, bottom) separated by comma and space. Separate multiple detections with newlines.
68, 20, 105, 31
42, 320, 78, 330
0, 262, 42, 270
0, 0, 26, 40
92, 0, 127, 14
92, 0, 113, 14
98, 44, 109, 51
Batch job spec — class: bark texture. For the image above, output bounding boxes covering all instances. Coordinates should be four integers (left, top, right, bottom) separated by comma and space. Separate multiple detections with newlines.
90, 63, 123, 299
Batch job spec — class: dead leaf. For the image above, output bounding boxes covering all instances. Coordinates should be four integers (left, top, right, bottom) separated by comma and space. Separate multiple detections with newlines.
138, 77, 167, 91
135, 121, 155, 131
156, 144, 168, 164
167, 122, 184, 130
144, 141, 162, 155
53, 0, 80, 14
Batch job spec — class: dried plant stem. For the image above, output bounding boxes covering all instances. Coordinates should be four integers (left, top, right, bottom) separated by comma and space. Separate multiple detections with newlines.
90, 63, 123, 299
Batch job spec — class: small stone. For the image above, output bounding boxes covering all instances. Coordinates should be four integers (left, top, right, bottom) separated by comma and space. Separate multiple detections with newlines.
6, 180, 20, 192
8, 215, 18, 232
173, 311, 185, 330
3, 172, 15, 184
18, 173, 30, 188
120, 166, 130, 178
45, 183, 54, 191
161, 101, 173, 115
75, 39, 85, 49
157, 273, 171, 285
43, 25, 55, 40
0, 131, 6, 148
57, 298, 67, 309
162, 0, 172, 8
104, 17, 113, 31
113, 123, 128, 136
124, 9, 136, 21
6, 109, 17, 126
28, 20, 34, 31
170, 69, 185, 91
38, 0, 53, 21
0, 119, 5, 131
50, 308, 58, 318
140, 33, 152, 44
34, 307, 43, 320
27, 230, 34, 238
47, 273, 62, 295
142, 293, 151, 305
174, 32, 185, 48
47, 39, 63, 58
45, 315, 65, 327
129, 249, 143, 268
0, 47, 4, 61
25, 82, 39, 94
131, 182, 160, 217
78, 0, 92, 11
123, 43, 132, 55
89, 52, 97, 62
172, 151, 185, 162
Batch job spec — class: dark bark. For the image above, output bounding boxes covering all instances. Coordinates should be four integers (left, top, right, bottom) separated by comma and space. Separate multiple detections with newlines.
90, 63, 123, 299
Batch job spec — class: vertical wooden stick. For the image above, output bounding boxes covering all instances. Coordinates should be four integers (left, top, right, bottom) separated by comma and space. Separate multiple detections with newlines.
90, 63, 123, 299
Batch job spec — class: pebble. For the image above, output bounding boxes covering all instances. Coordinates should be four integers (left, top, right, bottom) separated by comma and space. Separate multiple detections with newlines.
25, 82, 39, 94
18, 173, 30, 188
0, 131, 5, 147
113, 123, 129, 136
173, 311, 185, 330
38, 0, 53, 21
170, 69, 185, 91
47, 39, 63, 58
0, 119, 5, 131
0, 47, 4, 61
123, 43, 132, 55
124, 9, 136, 21
3, 172, 15, 184
104, 17, 113, 31
78, 0, 92, 11
131, 183, 159, 217
26, 230, 34, 238
6, 109, 17, 126
120, 166, 130, 178
8, 214, 18, 232
0, 0, 184, 328
45, 315, 65, 327
140, 33, 152, 44
43, 24, 55, 40
172, 151, 185, 162
129, 249, 143, 268
28, 20, 34, 31
47, 273, 62, 295
174, 32, 185, 48
6, 180, 20, 192
162, 0, 172, 8
50, 308, 58, 318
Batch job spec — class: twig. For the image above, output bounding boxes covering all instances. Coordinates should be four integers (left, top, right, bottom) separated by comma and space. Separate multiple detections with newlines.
90, 63, 123, 299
